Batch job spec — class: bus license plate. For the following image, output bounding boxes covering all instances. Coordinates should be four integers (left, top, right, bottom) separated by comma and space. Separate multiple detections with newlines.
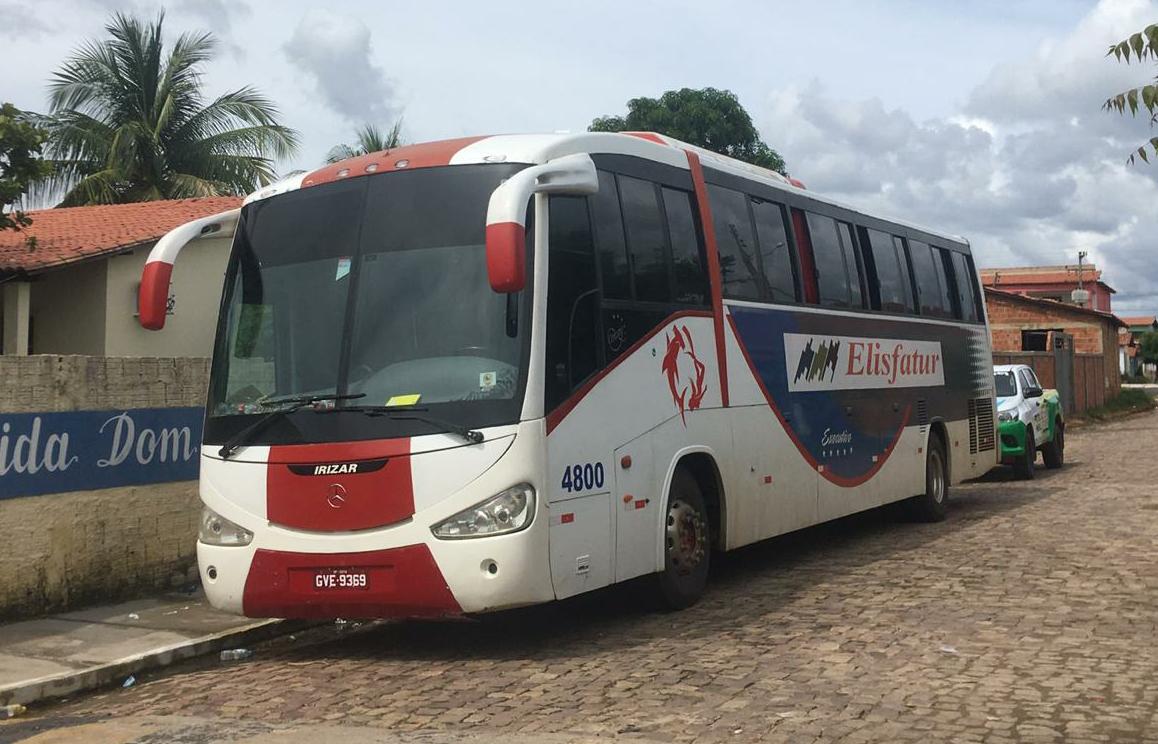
311, 569, 370, 591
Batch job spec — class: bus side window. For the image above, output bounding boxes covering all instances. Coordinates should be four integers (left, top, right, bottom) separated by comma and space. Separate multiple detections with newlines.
545, 195, 601, 411
661, 187, 709, 306
707, 184, 762, 300
591, 171, 631, 300
950, 251, 981, 323
933, 246, 959, 319
863, 227, 914, 313
908, 240, 953, 318
837, 222, 865, 309
618, 175, 671, 304
751, 198, 798, 303
806, 212, 856, 309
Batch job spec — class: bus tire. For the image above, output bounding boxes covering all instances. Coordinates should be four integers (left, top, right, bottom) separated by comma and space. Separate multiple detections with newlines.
1015, 428, 1036, 480
905, 435, 949, 522
654, 468, 710, 610
1042, 419, 1064, 470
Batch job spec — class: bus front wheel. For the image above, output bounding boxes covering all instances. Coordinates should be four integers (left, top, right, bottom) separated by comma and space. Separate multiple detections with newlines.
654, 468, 710, 610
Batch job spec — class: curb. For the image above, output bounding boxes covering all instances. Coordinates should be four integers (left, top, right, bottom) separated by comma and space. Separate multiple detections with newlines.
0, 618, 292, 708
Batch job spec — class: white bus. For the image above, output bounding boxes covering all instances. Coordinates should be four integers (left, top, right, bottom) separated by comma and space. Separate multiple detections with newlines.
138, 132, 997, 618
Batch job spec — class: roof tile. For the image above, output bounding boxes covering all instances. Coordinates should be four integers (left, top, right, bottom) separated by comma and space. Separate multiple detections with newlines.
0, 197, 241, 274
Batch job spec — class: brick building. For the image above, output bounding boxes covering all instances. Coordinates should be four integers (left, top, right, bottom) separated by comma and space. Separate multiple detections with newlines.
985, 287, 1125, 403
0, 197, 239, 357
980, 264, 1115, 313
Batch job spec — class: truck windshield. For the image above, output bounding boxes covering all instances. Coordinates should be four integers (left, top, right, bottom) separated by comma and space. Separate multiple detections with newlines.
994, 371, 1017, 398
204, 163, 531, 446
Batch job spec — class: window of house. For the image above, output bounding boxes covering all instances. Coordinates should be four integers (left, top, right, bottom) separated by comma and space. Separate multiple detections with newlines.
707, 184, 761, 301
751, 198, 797, 303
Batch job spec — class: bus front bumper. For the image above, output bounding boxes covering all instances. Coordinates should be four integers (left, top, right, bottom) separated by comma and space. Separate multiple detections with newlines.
198, 521, 553, 619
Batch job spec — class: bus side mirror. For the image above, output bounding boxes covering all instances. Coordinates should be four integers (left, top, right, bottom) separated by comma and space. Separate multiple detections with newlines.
138, 209, 241, 330
485, 153, 598, 293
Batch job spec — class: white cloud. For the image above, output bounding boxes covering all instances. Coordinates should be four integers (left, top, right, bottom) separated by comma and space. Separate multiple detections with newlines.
283, 12, 398, 127
760, 0, 1158, 315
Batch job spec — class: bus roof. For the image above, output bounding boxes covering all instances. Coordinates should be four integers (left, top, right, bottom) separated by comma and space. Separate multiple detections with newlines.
247, 132, 968, 247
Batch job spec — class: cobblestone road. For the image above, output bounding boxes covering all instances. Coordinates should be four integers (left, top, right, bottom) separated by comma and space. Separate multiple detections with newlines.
8, 411, 1158, 743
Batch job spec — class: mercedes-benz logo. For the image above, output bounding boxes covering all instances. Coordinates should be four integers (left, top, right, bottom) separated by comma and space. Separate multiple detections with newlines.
326, 483, 348, 509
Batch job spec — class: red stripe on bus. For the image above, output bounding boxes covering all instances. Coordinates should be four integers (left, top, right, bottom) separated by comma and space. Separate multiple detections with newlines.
725, 314, 910, 487
241, 544, 461, 619
301, 136, 489, 188
266, 438, 414, 531
791, 208, 819, 304
545, 310, 713, 434
623, 132, 667, 145
685, 150, 730, 407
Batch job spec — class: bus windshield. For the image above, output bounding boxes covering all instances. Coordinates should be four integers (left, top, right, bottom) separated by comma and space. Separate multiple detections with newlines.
204, 163, 531, 445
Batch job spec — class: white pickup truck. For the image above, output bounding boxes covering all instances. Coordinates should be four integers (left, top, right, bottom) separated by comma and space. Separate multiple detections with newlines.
994, 364, 1065, 479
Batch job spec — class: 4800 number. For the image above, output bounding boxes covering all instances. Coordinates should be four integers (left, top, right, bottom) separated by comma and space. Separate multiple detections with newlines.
560, 462, 605, 493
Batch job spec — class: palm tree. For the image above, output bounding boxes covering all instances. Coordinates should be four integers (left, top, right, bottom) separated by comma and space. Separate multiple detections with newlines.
41, 13, 298, 206
326, 121, 404, 164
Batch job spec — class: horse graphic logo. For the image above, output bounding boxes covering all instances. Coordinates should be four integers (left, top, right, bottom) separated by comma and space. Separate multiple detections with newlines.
661, 325, 707, 425
796, 338, 840, 383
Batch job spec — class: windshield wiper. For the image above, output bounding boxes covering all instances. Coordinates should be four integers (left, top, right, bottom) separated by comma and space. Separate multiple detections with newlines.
336, 405, 484, 445
217, 393, 366, 459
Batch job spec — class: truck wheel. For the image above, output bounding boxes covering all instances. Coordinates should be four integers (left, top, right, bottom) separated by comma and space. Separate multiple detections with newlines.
1042, 419, 1065, 469
1015, 428, 1036, 480
653, 468, 710, 610
905, 435, 949, 522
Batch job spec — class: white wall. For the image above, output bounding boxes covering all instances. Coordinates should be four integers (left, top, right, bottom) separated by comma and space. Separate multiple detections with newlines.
103, 236, 232, 357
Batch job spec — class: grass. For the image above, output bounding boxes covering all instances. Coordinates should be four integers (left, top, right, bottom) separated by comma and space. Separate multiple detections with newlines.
1075, 388, 1157, 422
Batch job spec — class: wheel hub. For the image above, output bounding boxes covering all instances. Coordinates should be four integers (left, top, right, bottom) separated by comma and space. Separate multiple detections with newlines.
666, 499, 706, 573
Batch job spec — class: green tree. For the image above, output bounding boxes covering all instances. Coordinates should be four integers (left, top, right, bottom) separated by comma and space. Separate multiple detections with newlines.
40, 12, 298, 206
1139, 330, 1158, 364
590, 87, 787, 175
1104, 23, 1158, 164
0, 103, 53, 230
326, 121, 404, 164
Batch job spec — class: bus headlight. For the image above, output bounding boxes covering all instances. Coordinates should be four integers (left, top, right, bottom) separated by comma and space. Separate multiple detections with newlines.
431, 484, 535, 539
199, 506, 253, 547
998, 410, 1019, 423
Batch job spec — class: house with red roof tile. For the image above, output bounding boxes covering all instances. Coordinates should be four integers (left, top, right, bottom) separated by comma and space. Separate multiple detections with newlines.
979, 264, 1115, 313
0, 197, 239, 356
1118, 315, 1158, 378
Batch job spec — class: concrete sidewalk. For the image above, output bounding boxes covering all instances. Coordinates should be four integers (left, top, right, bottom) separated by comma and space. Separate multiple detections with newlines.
0, 591, 283, 708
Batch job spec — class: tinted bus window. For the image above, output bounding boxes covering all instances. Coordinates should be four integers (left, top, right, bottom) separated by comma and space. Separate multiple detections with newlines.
707, 184, 761, 300
591, 171, 630, 299
618, 175, 670, 303
806, 212, 855, 308
909, 240, 952, 318
752, 199, 797, 303
662, 187, 708, 305
933, 247, 958, 318
545, 196, 600, 410
950, 251, 980, 322
837, 222, 864, 308
865, 228, 913, 313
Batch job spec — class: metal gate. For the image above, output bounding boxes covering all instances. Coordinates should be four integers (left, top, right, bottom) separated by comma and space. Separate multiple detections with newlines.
1053, 332, 1075, 414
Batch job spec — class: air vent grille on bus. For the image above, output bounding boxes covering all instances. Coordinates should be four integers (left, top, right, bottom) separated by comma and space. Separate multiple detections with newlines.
917, 399, 929, 432
968, 397, 996, 454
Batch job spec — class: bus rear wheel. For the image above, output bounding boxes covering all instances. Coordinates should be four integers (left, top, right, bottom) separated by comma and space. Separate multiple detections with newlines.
905, 435, 949, 522
654, 468, 710, 610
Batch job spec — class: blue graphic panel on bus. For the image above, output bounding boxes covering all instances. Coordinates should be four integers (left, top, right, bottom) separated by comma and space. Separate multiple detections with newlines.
728, 305, 928, 481
0, 407, 203, 499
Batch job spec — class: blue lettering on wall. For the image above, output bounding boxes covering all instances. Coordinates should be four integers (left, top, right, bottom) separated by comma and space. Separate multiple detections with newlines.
0, 407, 203, 499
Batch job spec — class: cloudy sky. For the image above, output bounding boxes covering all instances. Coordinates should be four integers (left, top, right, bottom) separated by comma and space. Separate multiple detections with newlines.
3, 0, 1156, 312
